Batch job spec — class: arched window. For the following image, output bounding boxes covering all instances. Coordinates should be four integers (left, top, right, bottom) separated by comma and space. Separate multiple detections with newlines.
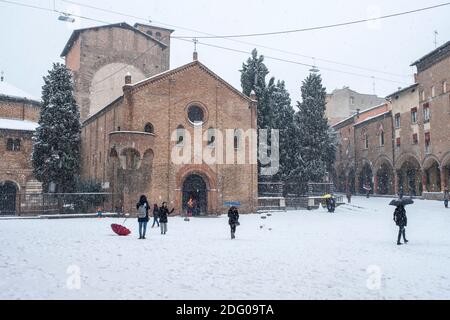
155, 32, 161, 39
176, 125, 185, 145
146, 30, 153, 36
207, 127, 215, 146
234, 129, 241, 149
379, 131, 385, 146
144, 122, 154, 133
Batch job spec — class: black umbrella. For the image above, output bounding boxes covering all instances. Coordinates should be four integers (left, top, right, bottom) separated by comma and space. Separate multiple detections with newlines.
389, 198, 414, 206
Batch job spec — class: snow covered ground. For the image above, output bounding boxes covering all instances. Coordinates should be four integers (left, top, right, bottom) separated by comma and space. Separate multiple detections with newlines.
1, 196, 449, 300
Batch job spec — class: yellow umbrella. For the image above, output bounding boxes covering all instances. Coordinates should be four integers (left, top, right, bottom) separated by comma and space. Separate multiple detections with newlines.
322, 194, 333, 199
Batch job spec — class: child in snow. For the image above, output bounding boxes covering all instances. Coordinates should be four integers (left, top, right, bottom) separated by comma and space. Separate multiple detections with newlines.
393, 205, 408, 245
159, 202, 174, 235
151, 204, 160, 228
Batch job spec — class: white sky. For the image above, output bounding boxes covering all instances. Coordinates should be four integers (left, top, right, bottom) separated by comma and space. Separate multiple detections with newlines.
1, 0, 450, 106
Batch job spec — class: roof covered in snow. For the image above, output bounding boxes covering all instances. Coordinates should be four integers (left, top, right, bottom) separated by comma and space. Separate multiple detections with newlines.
411, 41, 450, 66
0, 118, 39, 131
0, 80, 40, 102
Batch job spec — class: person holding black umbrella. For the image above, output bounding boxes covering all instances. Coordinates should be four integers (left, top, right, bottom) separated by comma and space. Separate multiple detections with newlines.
228, 206, 240, 239
393, 204, 409, 245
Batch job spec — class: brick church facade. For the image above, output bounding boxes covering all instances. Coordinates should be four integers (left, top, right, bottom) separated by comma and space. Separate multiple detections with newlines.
63, 22, 258, 214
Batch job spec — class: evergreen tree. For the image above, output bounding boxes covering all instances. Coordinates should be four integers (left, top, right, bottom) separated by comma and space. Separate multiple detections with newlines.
292, 73, 337, 193
32, 63, 81, 192
270, 80, 297, 182
240, 49, 274, 130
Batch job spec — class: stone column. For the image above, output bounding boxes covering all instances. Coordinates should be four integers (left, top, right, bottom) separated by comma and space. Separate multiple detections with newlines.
394, 171, 399, 195
441, 166, 447, 191
374, 174, 379, 195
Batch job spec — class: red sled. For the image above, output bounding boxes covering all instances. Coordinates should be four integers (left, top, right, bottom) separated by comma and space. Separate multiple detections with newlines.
111, 223, 131, 236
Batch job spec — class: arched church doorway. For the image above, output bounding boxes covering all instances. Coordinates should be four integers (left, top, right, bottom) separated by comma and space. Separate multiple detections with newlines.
182, 174, 208, 215
0, 181, 18, 214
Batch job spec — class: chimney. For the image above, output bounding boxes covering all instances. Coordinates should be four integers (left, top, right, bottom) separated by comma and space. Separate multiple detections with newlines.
414, 73, 418, 83
356, 108, 360, 118
125, 72, 131, 85
193, 51, 198, 61
250, 90, 257, 101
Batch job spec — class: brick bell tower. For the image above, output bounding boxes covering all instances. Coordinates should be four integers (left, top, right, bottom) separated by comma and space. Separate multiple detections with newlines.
61, 22, 174, 121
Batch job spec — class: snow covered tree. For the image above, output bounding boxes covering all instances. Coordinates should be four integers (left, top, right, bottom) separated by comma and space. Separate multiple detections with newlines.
270, 80, 297, 182
240, 49, 273, 130
32, 63, 81, 193
291, 73, 337, 193
240, 50, 298, 191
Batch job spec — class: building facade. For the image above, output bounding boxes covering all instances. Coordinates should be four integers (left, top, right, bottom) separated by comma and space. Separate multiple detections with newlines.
0, 77, 41, 214
333, 42, 450, 198
326, 87, 385, 125
80, 58, 258, 215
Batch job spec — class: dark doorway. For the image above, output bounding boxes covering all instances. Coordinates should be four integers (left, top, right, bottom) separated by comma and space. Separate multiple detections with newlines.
358, 164, 373, 194
182, 174, 208, 215
0, 181, 18, 215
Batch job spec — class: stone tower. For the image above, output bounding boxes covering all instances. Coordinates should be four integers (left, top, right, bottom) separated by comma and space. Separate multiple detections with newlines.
61, 22, 173, 121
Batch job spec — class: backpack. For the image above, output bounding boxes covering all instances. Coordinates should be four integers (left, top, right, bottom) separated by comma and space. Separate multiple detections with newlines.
138, 203, 147, 218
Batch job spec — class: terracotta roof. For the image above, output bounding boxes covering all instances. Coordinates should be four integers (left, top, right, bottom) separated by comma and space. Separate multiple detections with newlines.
60, 22, 167, 57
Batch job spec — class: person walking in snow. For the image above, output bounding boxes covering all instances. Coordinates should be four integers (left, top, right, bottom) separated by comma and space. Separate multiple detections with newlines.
326, 197, 336, 213
393, 204, 408, 245
151, 203, 160, 228
346, 191, 352, 203
159, 202, 174, 235
444, 186, 449, 209
364, 183, 371, 198
136, 195, 150, 239
228, 206, 240, 239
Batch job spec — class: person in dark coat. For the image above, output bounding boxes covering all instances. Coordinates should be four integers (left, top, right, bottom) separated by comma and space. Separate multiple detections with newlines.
159, 202, 174, 235
444, 187, 449, 209
326, 197, 336, 213
151, 204, 160, 228
393, 204, 408, 245
228, 206, 240, 239
136, 195, 150, 239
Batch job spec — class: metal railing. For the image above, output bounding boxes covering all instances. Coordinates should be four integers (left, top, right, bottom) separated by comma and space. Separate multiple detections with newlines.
0, 192, 118, 216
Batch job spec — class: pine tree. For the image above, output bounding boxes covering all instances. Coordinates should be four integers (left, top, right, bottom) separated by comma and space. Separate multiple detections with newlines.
292, 73, 337, 193
32, 63, 81, 193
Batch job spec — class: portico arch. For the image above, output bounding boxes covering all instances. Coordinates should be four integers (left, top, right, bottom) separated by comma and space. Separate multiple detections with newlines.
396, 154, 423, 196
423, 155, 441, 192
